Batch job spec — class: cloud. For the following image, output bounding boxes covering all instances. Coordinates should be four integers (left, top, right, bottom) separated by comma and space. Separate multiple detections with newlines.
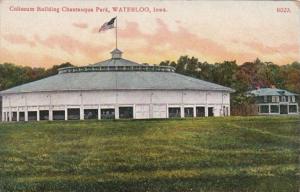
0, 47, 63, 68
244, 41, 299, 55
117, 19, 299, 64
118, 19, 257, 64
2, 34, 36, 47
72, 22, 88, 29
34, 34, 111, 58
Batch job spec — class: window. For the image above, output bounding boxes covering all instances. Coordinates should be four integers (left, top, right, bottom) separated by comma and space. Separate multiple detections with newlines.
28, 111, 37, 121
272, 96, 275, 103
67, 108, 80, 120
275, 96, 280, 102
19, 112, 25, 121
119, 107, 133, 119
101, 109, 115, 119
208, 107, 214, 116
264, 96, 267, 103
270, 105, 279, 113
39, 110, 49, 120
196, 107, 205, 117
12, 112, 17, 121
168, 107, 181, 118
260, 105, 269, 113
184, 108, 194, 117
291, 96, 295, 103
53, 110, 65, 120
289, 105, 297, 113
84, 109, 98, 120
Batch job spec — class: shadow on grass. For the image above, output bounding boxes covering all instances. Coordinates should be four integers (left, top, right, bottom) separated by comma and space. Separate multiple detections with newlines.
1, 175, 299, 192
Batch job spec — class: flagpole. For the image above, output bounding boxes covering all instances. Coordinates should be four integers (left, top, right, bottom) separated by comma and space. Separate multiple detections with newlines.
115, 17, 118, 49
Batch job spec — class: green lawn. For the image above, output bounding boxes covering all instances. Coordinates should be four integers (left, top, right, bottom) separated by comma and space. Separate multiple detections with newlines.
0, 116, 299, 192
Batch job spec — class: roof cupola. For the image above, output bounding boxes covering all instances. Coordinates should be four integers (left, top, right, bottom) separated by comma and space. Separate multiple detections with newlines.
111, 48, 123, 59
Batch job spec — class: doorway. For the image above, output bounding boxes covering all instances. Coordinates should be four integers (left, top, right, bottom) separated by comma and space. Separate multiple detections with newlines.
184, 107, 194, 117
280, 105, 288, 114
196, 107, 205, 117
208, 107, 214, 116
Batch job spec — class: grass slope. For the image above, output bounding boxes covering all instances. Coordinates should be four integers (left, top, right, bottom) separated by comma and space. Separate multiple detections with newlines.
0, 116, 299, 192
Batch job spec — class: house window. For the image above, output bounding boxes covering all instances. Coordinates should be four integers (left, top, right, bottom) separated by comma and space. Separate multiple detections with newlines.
260, 105, 269, 113
289, 105, 297, 113
263, 96, 267, 103
291, 96, 295, 103
272, 96, 276, 103
275, 96, 280, 102
270, 105, 279, 113
281, 96, 286, 102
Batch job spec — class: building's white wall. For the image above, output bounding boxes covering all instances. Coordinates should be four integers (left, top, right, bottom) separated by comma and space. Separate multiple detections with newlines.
1, 90, 231, 121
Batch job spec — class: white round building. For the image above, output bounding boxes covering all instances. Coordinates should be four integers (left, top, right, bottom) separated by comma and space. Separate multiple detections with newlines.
1, 49, 234, 122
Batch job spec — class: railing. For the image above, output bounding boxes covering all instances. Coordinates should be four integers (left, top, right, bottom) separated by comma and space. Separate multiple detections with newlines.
58, 65, 175, 74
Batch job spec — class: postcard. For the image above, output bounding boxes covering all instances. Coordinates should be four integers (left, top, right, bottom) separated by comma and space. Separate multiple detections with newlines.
0, 0, 299, 191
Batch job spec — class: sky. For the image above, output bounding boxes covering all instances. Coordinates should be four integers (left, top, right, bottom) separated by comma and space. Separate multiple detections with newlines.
0, 0, 299, 68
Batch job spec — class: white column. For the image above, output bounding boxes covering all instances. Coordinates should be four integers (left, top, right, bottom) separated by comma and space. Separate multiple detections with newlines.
65, 106, 68, 120
180, 105, 184, 118
115, 105, 119, 119
49, 106, 53, 121
17, 108, 20, 122
133, 104, 136, 119
8, 108, 12, 122
193, 105, 196, 117
80, 92, 84, 120
205, 92, 208, 117
80, 106, 84, 120
24, 110, 28, 122
98, 105, 101, 120
166, 104, 169, 118
37, 110, 40, 121
268, 104, 271, 115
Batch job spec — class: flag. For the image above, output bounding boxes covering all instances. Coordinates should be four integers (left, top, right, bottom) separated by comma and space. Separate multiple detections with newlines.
99, 17, 116, 32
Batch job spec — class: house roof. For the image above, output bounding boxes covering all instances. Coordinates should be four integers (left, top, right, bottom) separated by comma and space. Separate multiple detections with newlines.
249, 88, 298, 96
0, 49, 234, 94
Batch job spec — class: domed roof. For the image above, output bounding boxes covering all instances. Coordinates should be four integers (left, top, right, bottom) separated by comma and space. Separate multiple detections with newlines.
0, 49, 234, 94
92, 48, 141, 67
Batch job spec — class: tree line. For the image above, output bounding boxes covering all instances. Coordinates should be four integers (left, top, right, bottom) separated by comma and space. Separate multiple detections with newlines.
0, 57, 299, 115
159, 57, 300, 115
